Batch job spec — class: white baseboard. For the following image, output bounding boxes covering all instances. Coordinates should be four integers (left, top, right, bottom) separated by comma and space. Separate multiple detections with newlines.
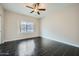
4, 36, 40, 43
42, 35, 79, 48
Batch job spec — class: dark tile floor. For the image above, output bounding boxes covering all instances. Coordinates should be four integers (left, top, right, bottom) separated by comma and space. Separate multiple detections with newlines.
0, 37, 79, 56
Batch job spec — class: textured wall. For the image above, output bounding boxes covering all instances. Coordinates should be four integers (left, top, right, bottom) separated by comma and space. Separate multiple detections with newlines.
4, 10, 40, 42
41, 4, 79, 47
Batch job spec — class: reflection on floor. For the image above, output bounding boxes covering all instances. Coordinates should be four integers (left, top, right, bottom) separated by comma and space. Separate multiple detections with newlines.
0, 37, 79, 56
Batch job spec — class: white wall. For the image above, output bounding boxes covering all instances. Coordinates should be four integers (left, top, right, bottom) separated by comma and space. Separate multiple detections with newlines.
0, 6, 5, 43
4, 10, 40, 42
41, 4, 79, 47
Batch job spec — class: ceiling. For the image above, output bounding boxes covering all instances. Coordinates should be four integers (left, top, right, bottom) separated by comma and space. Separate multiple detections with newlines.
0, 3, 77, 18
0, 3, 48, 18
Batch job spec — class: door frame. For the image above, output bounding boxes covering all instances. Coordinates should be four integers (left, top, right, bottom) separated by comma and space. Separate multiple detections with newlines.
0, 15, 1, 44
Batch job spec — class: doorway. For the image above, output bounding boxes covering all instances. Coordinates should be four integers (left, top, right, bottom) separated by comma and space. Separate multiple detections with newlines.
0, 16, 1, 44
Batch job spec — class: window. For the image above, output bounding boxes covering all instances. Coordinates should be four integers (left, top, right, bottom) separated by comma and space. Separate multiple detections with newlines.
20, 21, 34, 33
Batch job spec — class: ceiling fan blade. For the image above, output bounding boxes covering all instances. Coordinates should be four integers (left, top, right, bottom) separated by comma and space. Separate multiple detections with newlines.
37, 12, 40, 15
30, 11, 34, 13
39, 9, 46, 11
26, 6, 33, 9
33, 3, 37, 8
37, 3, 40, 6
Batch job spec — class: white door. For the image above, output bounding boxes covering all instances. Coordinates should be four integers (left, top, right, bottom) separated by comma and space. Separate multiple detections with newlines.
0, 32, 1, 44
0, 16, 1, 44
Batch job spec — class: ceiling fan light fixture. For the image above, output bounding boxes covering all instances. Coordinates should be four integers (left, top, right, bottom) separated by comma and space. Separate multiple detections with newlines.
34, 8, 38, 12
26, 3, 46, 15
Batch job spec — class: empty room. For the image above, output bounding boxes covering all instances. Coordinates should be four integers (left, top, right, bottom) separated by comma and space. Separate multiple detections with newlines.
0, 3, 79, 56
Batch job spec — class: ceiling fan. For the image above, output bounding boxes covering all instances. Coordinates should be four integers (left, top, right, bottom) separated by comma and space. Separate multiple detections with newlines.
26, 3, 46, 15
